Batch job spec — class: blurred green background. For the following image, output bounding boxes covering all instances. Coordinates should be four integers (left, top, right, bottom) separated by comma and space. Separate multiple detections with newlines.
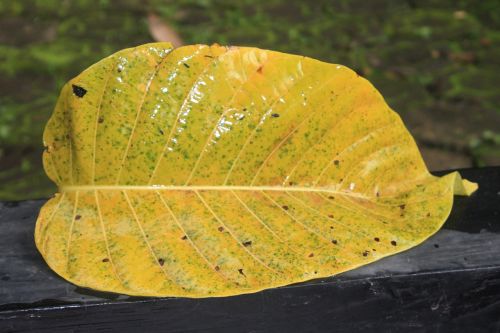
0, 0, 499, 200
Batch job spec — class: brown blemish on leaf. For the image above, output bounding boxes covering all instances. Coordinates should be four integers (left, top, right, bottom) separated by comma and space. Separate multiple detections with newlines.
102, 258, 109, 263
391, 240, 397, 246
158, 258, 165, 266
181, 235, 188, 240
243, 240, 252, 247
75, 215, 81, 220
72, 84, 87, 98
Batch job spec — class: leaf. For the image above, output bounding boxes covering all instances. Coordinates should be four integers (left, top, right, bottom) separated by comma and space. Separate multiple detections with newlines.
35, 42, 478, 297
147, 12, 183, 47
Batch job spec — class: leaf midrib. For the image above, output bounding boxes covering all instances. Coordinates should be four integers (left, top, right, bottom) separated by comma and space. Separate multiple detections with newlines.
58, 185, 367, 197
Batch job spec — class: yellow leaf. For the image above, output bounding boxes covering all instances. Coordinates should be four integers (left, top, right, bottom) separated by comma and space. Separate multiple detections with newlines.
35, 43, 477, 297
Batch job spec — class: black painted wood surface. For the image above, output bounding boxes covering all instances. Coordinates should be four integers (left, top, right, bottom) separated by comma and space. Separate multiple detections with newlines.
0, 167, 499, 332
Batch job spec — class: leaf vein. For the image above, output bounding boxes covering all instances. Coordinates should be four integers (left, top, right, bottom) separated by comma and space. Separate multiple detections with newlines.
123, 190, 181, 291
95, 190, 128, 289
195, 190, 278, 273
115, 48, 173, 184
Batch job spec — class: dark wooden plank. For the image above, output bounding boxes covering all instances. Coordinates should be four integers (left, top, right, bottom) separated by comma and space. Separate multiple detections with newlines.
0, 167, 499, 332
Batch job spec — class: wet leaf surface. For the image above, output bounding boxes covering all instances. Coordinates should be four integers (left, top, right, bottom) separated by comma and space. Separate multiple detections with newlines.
35, 43, 477, 297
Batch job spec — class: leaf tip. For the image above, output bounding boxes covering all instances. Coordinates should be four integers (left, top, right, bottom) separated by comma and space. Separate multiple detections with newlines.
450, 171, 478, 196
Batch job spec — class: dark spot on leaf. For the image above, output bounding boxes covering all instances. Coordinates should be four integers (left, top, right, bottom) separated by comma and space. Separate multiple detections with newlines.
427, 212, 431, 217
391, 240, 397, 246
331, 239, 337, 245
181, 235, 188, 240
372, 248, 376, 251
434, 244, 439, 248
75, 215, 81, 220
399, 204, 406, 210
102, 258, 109, 263
158, 258, 165, 266
257, 66, 263, 73
242, 108, 247, 111
333, 160, 340, 166
183, 63, 190, 68
238, 268, 246, 276
328, 214, 334, 219
314, 271, 318, 274
243, 240, 252, 247
374, 237, 380, 242
72, 84, 87, 98
271, 113, 280, 118
308, 253, 314, 257
289, 181, 294, 186
214, 265, 220, 271
362, 251, 369, 257
204, 55, 214, 58
98, 116, 104, 123
376, 192, 380, 197
330, 226, 334, 229
158, 128, 164, 135
328, 196, 335, 200
282, 205, 289, 210
218, 226, 224, 232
